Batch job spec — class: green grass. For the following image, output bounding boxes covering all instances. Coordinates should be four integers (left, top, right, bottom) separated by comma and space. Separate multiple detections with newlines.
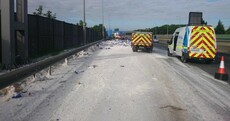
216, 34, 230, 40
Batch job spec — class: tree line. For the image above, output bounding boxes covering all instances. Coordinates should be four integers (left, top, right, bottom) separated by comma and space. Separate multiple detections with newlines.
33, 5, 107, 38
33, 5, 56, 19
136, 20, 230, 35
215, 20, 230, 34
76, 20, 107, 37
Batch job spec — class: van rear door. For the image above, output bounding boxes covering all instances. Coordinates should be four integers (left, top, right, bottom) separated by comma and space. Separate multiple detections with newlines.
189, 26, 216, 59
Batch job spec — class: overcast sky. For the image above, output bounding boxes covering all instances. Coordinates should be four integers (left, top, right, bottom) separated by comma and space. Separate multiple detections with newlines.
27, 0, 230, 31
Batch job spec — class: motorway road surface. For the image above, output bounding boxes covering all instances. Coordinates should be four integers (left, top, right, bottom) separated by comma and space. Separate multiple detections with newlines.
0, 40, 230, 121
155, 42, 230, 80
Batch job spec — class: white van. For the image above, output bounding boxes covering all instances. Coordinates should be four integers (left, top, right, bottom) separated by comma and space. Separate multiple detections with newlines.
167, 25, 217, 63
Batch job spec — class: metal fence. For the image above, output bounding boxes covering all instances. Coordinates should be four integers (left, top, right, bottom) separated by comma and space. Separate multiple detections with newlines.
0, 14, 102, 87
28, 15, 101, 59
0, 14, 101, 63
0, 14, 2, 63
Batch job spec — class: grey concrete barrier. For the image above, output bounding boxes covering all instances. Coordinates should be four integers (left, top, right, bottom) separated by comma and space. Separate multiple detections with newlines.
0, 40, 101, 89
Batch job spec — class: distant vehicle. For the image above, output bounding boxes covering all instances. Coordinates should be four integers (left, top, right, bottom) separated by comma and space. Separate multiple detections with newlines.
152, 35, 159, 43
107, 29, 113, 39
113, 32, 124, 40
131, 32, 153, 53
167, 25, 217, 63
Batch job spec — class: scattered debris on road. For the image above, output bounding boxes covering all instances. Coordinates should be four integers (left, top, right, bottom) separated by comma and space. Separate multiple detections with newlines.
0, 39, 230, 121
88, 65, 98, 69
74, 70, 85, 74
78, 81, 83, 85
160, 105, 187, 111
12, 93, 22, 99
33, 75, 49, 81
0, 88, 8, 97
13, 83, 24, 93
59, 81, 67, 84
99, 39, 131, 49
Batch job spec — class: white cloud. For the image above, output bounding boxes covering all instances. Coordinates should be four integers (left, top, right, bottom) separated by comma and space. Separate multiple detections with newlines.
28, 0, 230, 30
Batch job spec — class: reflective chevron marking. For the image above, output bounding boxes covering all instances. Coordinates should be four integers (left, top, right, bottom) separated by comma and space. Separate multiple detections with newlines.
189, 26, 216, 59
132, 33, 152, 47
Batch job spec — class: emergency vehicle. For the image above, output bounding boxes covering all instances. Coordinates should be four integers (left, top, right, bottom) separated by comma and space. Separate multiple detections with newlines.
167, 25, 217, 63
131, 32, 153, 53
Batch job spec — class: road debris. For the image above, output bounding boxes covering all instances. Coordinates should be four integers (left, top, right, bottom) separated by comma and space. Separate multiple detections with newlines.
13, 84, 24, 93
28, 92, 32, 96
12, 93, 22, 99
0, 88, 8, 97
1, 39, 229, 121
17, 103, 22, 107
88, 65, 98, 69
96, 43, 99, 47
77, 50, 89, 57
98, 40, 131, 49
33, 76, 49, 81
74, 70, 85, 74
78, 82, 83, 85
59, 81, 66, 84
21, 90, 28, 93
160, 105, 187, 111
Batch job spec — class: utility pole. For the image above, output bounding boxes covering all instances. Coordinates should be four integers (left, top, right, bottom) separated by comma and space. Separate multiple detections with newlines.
83, 0, 86, 45
167, 24, 169, 37
102, 0, 105, 40
155, 27, 157, 35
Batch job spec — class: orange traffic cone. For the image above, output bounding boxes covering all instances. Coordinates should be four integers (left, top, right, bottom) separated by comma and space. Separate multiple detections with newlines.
215, 56, 228, 81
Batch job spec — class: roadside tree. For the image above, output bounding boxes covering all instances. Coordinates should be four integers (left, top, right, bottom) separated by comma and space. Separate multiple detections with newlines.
215, 20, 225, 34
225, 26, 230, 34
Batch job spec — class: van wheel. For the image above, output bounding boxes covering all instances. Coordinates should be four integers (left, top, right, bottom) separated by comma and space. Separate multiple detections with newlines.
132, 47, 135, 52
132, 46, 138, 52
132, 48, 137, 52
181, 55, 187, 63
132, 48, 135, 52
136, 46, 139, 52
167, 49, 172, 56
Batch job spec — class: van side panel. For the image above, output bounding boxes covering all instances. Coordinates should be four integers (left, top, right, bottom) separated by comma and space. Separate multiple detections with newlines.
189, 26, 216, 59
182, 27, 190, 53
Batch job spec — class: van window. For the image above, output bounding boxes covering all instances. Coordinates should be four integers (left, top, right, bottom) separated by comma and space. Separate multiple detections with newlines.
168, 37, 173, 44
173, 32, 179, 51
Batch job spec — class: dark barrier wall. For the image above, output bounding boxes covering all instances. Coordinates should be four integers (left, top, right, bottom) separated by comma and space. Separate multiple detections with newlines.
53, 20, 64, 51
0, 13, 1, 63
28, 15, 101, 58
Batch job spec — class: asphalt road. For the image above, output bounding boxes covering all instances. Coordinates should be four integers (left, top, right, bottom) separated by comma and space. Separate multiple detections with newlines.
154, 42, 230, 81
0, 40, 230, 121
